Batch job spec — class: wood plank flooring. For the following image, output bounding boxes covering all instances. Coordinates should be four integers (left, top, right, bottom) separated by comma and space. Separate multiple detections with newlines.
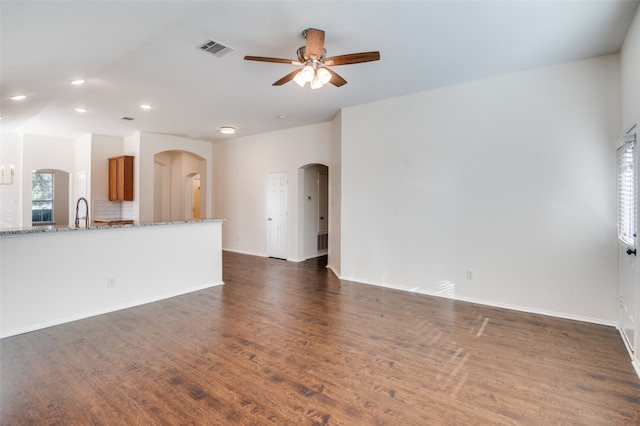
2, 251, 639, 425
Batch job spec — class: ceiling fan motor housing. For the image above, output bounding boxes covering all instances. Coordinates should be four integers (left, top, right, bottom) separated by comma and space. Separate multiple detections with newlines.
297, 47, 327, 63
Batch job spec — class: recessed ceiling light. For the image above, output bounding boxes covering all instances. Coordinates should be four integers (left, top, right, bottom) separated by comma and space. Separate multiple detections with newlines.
278, 115, 287, 119
220, 126, 236, 134
9, 95, 26, 101
69, 79, 85, 85
75, 107, 88, 113
140, 104, 152, 110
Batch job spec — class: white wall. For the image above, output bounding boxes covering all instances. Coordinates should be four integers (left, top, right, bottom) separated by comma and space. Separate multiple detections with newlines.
124, 132, 142, 220
52, 170, 69, 225
154, 151, 171, 221
0, 133, 23, 228
340, 55, 621, 324
0, 221, 224, 337
328, 111, 342, 275
90, 133, 124, 200
75, 134, 92, 225
213, 122, 333, 261
621, 5, 640, 127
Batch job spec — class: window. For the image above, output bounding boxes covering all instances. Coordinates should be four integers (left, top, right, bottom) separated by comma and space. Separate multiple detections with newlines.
618, 134, 637, 248
32, 171, 54, 223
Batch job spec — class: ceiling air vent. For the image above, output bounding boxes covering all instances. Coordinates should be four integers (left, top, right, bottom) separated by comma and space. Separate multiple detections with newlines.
121, 117, 135, 121
198, 39, 234, 57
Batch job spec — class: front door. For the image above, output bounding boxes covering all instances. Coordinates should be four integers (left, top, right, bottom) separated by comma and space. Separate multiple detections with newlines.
620, 247, 637, 351
618, 127, 638, 352
267, 172, 288, 259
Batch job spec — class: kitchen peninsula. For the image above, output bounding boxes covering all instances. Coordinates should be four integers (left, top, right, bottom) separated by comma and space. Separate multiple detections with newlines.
0, 219, 225, 338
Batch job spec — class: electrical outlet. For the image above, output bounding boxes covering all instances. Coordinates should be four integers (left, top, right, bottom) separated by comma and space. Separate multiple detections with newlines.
107, 278, 115, 288
466, 270, 474, 280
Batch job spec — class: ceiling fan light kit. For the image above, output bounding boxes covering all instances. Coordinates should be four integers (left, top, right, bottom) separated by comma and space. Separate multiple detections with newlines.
294, 64, 332, 89
244, 28, 380, 89
310, 76, 323, 90
301, 65, 315, 82
293, 72, 306, 87
317, 68, 332, 85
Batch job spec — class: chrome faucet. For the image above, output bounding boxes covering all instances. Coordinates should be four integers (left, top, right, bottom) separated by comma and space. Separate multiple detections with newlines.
75, 197, 89, 228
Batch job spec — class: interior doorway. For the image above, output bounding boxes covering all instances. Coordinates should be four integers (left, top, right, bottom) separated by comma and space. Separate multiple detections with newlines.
190, 174, 200, 220
153, 151, 206, 222
300, 164, 329, 261
31, 169, 70, 227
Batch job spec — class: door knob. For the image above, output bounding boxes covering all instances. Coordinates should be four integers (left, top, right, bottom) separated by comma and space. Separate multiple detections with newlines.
268, 218, 272, 221
627, 248, 636, 256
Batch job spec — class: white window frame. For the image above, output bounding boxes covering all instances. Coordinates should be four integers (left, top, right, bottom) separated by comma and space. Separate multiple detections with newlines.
32, 171, 55, 223
618, 130, 637, 249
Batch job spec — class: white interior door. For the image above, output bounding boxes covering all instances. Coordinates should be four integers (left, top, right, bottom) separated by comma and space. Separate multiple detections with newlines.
267, 172, 288, 259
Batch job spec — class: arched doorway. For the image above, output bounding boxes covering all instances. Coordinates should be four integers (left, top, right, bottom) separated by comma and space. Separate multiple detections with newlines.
31, 169, 70, 226
153, 151, 206, 222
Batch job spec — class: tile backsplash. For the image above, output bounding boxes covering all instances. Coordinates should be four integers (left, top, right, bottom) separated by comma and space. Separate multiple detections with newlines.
94, 200, 134, 220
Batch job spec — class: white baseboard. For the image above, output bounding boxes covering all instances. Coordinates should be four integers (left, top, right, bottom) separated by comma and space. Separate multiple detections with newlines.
338, 274, 616, 327
632, 359, 640, 380
222, 247, 299, 262
453, 295, 617, 327
326, 264, 340, 278
222, 247, 266, 258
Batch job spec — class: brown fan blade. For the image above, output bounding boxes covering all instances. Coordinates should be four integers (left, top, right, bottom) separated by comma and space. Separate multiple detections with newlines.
273, 69, 301, 86
324, 52, 380, 66
244, 56, 296, 64
305, 28, 325, 60
325, 68, 347, 87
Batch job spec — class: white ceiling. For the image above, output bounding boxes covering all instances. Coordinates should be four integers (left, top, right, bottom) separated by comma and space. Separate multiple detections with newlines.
1, 0, 638, 142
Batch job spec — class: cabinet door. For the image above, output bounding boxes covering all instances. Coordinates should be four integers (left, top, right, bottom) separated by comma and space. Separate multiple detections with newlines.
109, 156, 134, 201
109, 158, 118, 201
123, 156, 134, 201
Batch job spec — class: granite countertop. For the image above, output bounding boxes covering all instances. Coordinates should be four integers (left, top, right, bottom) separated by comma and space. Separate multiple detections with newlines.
0, 218, 226, 236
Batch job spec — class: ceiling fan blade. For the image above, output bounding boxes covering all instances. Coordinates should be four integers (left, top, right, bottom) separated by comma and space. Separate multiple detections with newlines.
273, 69, 301, 86
325, 68, 347, 87
244, 56, 296, 64
324, 51, 380, 66
305, 28, 325, 60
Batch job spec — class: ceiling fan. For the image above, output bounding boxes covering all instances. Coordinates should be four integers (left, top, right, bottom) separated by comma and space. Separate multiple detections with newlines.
244, 28, 380, 89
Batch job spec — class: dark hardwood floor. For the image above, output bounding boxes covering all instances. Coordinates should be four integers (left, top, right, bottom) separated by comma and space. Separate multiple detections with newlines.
2, 251, 639, 425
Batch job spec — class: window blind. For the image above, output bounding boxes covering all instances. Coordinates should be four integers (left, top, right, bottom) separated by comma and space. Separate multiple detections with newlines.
618, 134, 637, 248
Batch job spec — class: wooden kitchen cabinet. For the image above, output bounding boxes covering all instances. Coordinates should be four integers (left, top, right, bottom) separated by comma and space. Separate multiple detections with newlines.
108, 156, 134, 201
